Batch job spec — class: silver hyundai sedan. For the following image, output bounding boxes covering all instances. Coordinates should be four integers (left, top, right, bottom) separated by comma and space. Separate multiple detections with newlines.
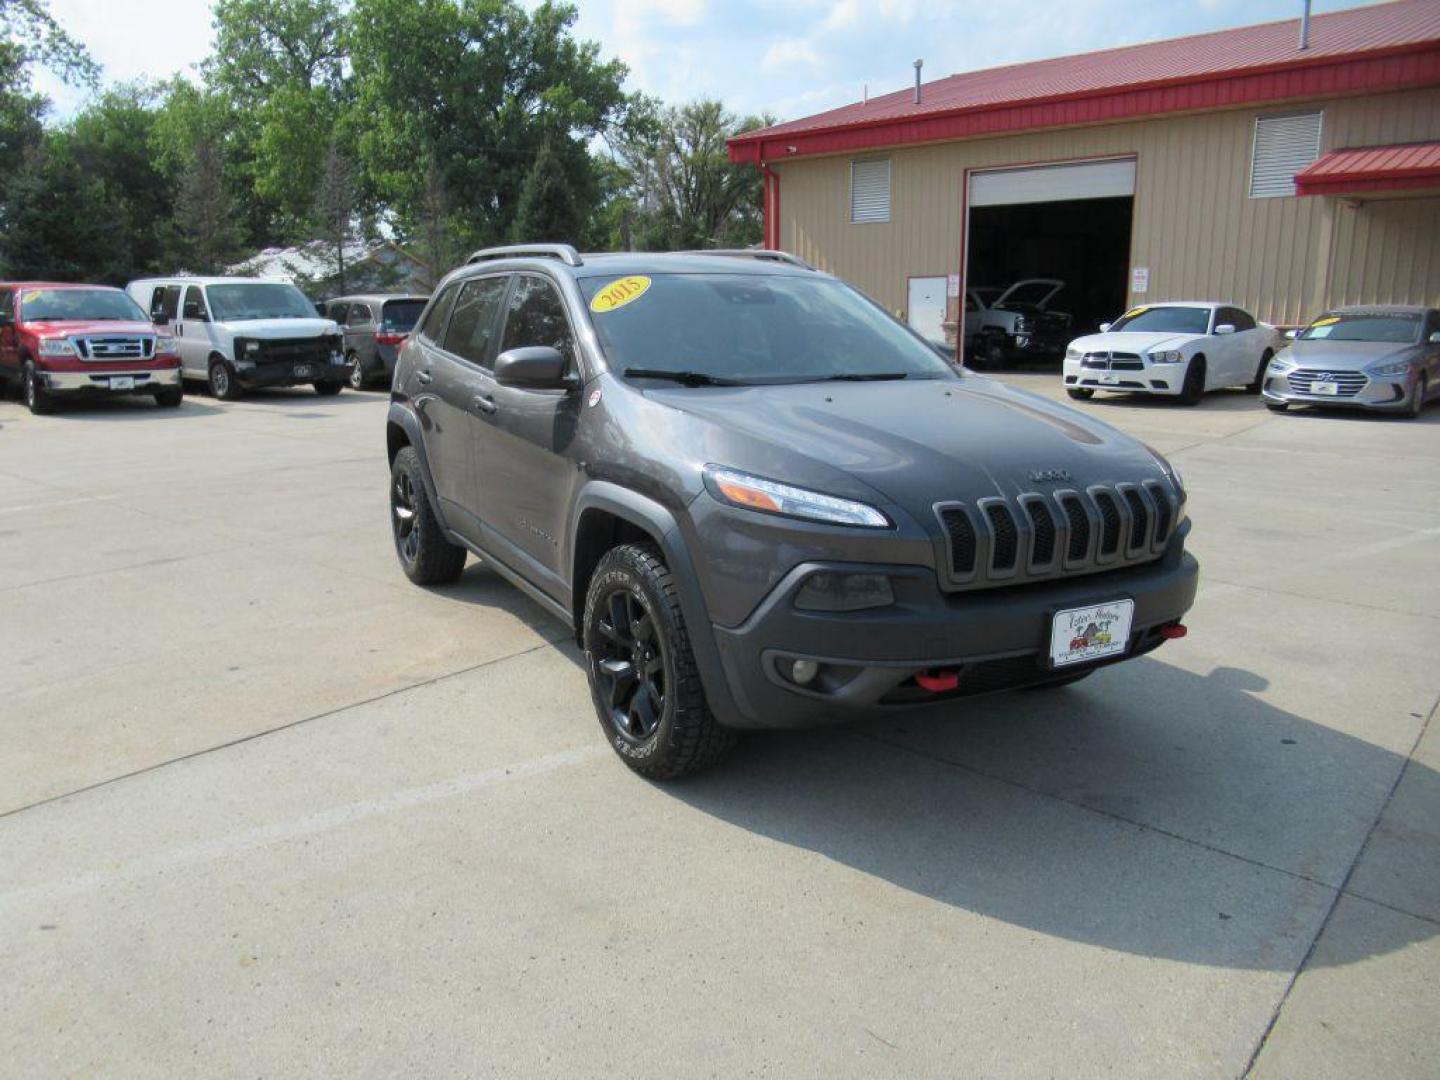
1262, 305, 1440, 418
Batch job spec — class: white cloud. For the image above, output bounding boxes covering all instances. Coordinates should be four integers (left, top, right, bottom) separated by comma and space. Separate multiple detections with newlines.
763, 39, 823, 74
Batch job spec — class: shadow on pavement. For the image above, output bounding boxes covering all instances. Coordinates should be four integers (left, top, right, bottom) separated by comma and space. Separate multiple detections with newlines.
663, 656, 1436, 972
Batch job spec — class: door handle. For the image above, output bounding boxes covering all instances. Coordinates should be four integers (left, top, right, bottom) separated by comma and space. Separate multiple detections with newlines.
415, 369, 433, 384
472, 394, 497, 415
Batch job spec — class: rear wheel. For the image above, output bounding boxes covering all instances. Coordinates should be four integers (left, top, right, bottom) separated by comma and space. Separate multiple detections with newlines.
584, 543, 736, 779
1178, 356, 1206, 406
208, 358, 242, 400
347, 352, 367, 390
390, 446, 466, 585
1246, 350, 1273, 393
22, 360, 54, 415
1066, 387, 1094, 401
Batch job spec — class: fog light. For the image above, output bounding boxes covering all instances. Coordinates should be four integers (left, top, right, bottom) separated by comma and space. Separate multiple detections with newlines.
795, 572, 894, 612
790, 659, 820, 685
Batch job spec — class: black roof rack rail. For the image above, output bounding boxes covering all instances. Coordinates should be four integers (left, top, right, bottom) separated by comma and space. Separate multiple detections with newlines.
466, 243, 583, 267
677, 249, 816, 271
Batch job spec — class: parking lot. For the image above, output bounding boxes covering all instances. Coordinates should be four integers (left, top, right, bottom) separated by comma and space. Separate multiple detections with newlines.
1, 376, 1437, 1077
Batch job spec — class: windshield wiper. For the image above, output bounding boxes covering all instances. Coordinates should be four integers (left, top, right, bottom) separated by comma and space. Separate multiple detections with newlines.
623, 368, 748, 387
821, 372, 911, 381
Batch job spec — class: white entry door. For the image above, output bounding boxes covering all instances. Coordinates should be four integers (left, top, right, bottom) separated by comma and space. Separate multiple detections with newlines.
907, 277, 947, 344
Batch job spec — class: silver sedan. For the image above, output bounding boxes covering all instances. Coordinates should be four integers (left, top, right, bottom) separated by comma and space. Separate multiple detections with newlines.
1262, 305, 1440, 418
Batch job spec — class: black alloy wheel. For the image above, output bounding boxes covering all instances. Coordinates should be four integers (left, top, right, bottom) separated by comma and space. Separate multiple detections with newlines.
589, 586, 666, 743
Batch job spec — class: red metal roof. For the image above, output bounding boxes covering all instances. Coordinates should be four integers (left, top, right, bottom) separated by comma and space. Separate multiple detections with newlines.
1295, 139, 1440, 194
729, 0, 1440, 161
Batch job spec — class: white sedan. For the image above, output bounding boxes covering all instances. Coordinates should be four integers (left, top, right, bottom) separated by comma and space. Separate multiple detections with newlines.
1062, 302, 1284, 405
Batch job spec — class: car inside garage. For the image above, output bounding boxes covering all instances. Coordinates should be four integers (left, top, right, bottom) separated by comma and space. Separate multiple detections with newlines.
965, 158, 1136, 351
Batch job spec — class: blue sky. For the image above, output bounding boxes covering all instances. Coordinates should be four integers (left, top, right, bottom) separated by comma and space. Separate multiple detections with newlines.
33, 0, 1384, 124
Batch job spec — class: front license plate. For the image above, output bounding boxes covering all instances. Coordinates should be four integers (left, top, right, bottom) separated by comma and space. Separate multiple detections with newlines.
294, 365, 312, 378
1310, 381, 1339, 396
1050, 599, 1134, 668
1100, 374, 1120, 385
109, 376, 135, 390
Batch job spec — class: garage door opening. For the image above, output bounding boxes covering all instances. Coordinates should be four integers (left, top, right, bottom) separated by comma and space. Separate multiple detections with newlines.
964, 158, 1134, 366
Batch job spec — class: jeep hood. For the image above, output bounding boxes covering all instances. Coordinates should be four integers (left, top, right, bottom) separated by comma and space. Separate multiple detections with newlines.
646, 377, 1165, 523
222, 317, 339, 338
1284, 339, 1417, 370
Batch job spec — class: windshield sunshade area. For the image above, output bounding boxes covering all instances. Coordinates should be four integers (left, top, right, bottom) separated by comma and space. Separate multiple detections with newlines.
579, 273, 956, 385
207, 283, 318, 322
20, 288, 147, 322
1299, 311, 1421, 343
1108, 305, 1211, 335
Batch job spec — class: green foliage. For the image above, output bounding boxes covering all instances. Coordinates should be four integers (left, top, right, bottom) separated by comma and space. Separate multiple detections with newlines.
0, 0, 99, 87
512, 139, 591, 246
0, 137, 128, 281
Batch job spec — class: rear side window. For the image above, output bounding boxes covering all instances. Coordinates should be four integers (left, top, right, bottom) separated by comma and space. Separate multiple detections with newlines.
443, 277, 510, 367
346, 304, 374, 327
382, 299, 426, 331
416, 283, 460, 341
500, 275, 575, 367
1219, 306, 1256, 331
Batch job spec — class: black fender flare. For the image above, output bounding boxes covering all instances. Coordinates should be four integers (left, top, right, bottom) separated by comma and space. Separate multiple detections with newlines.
569, 481, 745, 727
386, 400, 449, 534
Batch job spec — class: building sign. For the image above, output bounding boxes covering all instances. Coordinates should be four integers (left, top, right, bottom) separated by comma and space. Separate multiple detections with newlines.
946, 273, 961, 297
1131, 266, 1150, 294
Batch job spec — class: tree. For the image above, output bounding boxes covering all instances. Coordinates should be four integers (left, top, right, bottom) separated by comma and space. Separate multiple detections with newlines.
174, 136, 244, 274
312, 138, 359, 293
0, 0, 99, 88
511, 139, 589, 246
609, 99, 772, 251
349, 0, 632, 260
0, 139, 129, 281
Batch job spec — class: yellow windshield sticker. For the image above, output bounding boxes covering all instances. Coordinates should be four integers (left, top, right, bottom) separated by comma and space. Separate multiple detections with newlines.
21, 289, 43, 304
1310, 315, 1340, 326
1124, 306, 1147, 318
590, 275, 651, 313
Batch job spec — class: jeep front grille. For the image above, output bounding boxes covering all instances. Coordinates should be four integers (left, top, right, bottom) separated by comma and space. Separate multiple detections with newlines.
77, 336, 153, 361
934, 480, 1178, 591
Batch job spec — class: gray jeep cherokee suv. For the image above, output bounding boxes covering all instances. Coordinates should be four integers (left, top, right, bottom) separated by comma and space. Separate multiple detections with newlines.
386, 245, 1198, 778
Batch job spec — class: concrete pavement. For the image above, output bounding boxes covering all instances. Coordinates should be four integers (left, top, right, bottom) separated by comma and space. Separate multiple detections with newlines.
1, 377, 1436, 1077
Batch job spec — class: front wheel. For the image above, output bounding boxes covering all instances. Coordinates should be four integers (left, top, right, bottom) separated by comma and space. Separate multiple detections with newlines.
155, 387, 183, 408
1178, 357, 1206, 406
1265, 401, 1289, 413
22, 360, 54, 415
208, 359, 242, 400
1066, 387, 1094, 401
390, 446, 466, 585
1405, 374, 1428, 419
584, 543, 736, 779
314, 381, 344, 396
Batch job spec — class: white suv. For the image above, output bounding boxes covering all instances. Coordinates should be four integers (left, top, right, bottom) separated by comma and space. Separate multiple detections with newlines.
125, 277, 347, 399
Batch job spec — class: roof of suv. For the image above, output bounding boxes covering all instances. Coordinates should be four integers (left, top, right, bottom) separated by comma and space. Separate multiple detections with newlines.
461, 252, 822, 281
328, 293, 430, 304
127, 276, 293, 287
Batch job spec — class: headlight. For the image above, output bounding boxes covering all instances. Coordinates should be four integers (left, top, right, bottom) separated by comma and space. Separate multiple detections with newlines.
1065, 347, 1081, 360
1014, 315, 1033, 330
1147, 350, 1185, 364
244, 340, 261, 354
704, 466, 890, 528
1268, 353, 1296, 373
154, 335, 176, 354
38, 338, 77, 357
1367, 359, 1413, 376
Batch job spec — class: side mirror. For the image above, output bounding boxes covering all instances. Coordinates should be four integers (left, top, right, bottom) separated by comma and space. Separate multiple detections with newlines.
315, 303, 327, 316
152, 312, 170, 326
184, 308, 208, 322
1286, 329, 1300, 339
494, 345, 569, 388
1098, 322, 1111, 333
1214, 323, 1236, 336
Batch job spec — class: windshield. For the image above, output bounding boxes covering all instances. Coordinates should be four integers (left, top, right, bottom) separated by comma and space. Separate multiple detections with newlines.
995, 281, 1059, 310
207, 283, 318, 321
1298, 311, 1421, 343
579, 273, 955, 385
971, 288, 1001, 307
1108, 306, 1212, 335
20, 288, 147, 322
381, 299, 426, 331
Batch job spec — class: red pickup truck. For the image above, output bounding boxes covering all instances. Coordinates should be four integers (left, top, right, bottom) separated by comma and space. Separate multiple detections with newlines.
0, 282, 183, 414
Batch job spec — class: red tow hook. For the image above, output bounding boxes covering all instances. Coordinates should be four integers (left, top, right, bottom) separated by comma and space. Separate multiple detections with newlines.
915, 669, 960, 693
1160, 623, 1189, 640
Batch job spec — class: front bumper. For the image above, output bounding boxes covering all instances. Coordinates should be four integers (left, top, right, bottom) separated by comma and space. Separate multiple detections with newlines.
41, 367, 181, 394
236, 355, 348, 388
709, 533, 1199, 728
1064, 361, 1180, 395
1261, 368, 1416, 411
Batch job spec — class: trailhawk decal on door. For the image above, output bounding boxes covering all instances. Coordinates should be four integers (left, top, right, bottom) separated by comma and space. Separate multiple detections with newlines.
590, 276, 652, 313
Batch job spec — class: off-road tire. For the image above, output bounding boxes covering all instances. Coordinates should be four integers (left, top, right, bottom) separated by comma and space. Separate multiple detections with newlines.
1246, 350, 1273, 393
22, 360, 54, 415
315, 380, 344, 396
1066, 387, 1095, 401
155, 387, 183, 408
390, 446, 466, 585
209, 358, 242, 400
583, 543, 736, 779
1178, 356, 1206, 406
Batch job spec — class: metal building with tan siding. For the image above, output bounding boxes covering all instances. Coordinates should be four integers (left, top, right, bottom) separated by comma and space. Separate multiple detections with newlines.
728, 0, 1440, 348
